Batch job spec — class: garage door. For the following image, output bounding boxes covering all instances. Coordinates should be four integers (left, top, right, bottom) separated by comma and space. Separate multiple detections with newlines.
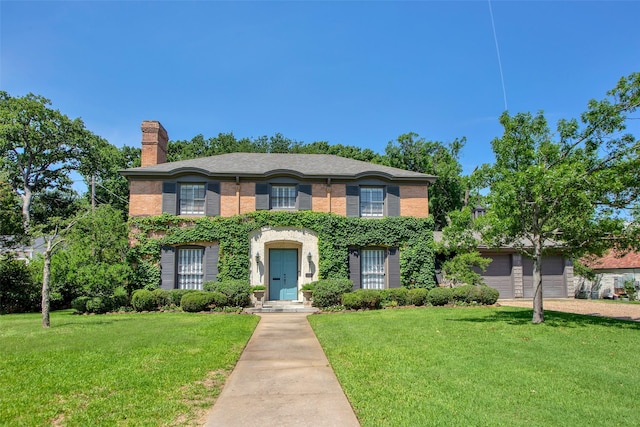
523, 256, 566, 298
479, 254, 513, 299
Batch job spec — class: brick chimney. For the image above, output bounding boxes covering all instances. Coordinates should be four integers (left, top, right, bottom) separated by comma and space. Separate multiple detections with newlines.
141, 120, 168, 167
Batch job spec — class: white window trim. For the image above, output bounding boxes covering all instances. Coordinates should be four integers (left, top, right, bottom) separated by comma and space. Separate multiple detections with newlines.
360, 187, 384, 218
271, 185, 297, 209
179, 183, 206, 215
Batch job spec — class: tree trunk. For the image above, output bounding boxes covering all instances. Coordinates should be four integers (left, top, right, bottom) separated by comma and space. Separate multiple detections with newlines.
531, 239, 544, 324
21, 187, 32, 233
42, 241, 52, 328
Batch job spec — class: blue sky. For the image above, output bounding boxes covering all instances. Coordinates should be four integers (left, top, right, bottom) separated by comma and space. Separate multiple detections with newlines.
1, 1, 639, 183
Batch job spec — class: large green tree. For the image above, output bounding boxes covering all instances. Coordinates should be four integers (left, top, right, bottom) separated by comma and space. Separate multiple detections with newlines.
384, 133, 466, 229
477, 72, 640, 323
0, 92, 106, 230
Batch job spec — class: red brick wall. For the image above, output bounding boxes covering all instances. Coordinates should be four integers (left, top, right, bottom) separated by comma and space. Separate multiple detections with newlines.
400, 185, 429, 218
129, 181, 162, 216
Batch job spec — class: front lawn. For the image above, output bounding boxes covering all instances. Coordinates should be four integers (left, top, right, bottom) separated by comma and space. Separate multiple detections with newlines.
309, 307, 640, 426
0, 310, 259, 426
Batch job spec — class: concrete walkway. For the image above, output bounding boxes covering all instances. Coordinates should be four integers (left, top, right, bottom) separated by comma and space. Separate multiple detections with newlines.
204, 313, 360, 427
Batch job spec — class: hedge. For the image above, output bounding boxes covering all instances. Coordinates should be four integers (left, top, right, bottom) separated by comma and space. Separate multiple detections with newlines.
180, 291, 228, 312
312, 278, 354, 308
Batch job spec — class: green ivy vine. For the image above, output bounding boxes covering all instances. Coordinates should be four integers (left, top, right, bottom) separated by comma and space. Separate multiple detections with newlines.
129, 211, 435, 288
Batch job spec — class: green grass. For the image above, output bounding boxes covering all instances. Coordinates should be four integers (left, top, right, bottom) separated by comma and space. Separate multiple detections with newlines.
0, 310, 259, 426
309, 307, 640, 427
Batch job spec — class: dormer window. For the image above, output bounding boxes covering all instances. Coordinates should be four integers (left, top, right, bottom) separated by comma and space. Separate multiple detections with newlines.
271, 185, 297, 209
179, 184, 206, 215
360, 187, 384, 217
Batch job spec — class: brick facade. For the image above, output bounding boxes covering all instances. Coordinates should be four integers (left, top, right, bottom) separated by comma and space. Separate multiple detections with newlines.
129, 180, 162, 216
399, 185, 429, 218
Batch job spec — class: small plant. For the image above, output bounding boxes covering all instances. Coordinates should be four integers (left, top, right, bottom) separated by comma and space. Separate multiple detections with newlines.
252, 285, 266, 291
408, 288, 429, 306
131, 289, 157, 312
312, 279, 353, 308
623, 280, 637, 301
204, 280, 251, 307
180, 291, 228, 312
428, 287, 453, 306
301, 283, 316, 291
71, 296, 91, 313
342, 289, 381, 310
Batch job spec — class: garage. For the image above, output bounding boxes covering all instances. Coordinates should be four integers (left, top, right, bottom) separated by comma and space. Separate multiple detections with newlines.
523, 256, 566, 298
479, 254, 514, 299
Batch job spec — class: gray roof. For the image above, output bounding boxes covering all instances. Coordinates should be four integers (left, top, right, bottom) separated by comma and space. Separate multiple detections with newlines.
121, 153, 436, 182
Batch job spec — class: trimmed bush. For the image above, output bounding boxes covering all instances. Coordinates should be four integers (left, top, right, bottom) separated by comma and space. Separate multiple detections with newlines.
86, 297, 110, 314
312, 279, 353, 308
151, 289, 171, 307
479, 286, 500, 305
342, 289, 381, 310
203, 280, 251, 307
428, 287, 453, 306
380, 288, 410, 306
71, 296, 91, 313
131, 289, 157, 312
452, 284, 481, 304
167, 289, 197, 305
180, 291, 228, 312
408, 288, 429, 306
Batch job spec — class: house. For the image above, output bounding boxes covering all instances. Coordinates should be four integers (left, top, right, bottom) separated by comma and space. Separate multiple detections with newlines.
577, 251, 640, 299
434, 229, 575, 299
121, 121, 436, 301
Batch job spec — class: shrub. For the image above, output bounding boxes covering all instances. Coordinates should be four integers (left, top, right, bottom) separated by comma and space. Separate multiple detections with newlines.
452, 284, 481, 304
312, 279, 353, 308
479, 286, 500, 305
86, 297, 110, 314
167, 289, 197, 305
428, 287, 453, 306
131, 289, 157, 312
380, 288, 410, 306
342, 289, 381, 310
180, 291, 228, 312
408, 288, 429, 306
203, 280, 251, 307
151, 289, 171, 307
71, 296, 91, 313
0, 256, 40, 314
111, 286, 129, 309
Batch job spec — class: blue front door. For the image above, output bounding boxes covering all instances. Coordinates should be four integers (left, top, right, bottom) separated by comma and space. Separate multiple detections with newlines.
269, 249, 298, 300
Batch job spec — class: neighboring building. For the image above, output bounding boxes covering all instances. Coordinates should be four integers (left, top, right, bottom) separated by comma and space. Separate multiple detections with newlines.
434, 230, 575, 299
578, 251, 640, 299
121, 121, 435, 300
0, 236, 45, 262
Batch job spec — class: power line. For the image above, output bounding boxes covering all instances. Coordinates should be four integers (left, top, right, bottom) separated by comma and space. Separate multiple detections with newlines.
95, 181, 130, 204
488, 0, 508, 111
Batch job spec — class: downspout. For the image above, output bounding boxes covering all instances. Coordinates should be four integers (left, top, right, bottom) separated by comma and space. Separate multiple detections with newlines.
327, 178, 332, 213
236, 176, 240, 215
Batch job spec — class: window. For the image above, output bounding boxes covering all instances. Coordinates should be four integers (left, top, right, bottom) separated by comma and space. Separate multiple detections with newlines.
360, 187, 384, 217
361, 248, 385, 289
178, 248, 204, 290
271, 185, 296, 209
179, 184, 205, 215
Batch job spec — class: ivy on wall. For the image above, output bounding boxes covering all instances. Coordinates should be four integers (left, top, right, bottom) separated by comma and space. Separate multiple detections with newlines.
129, 211, 435, 288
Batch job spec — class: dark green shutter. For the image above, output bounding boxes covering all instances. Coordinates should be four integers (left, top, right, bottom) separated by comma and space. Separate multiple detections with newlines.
204, 245, 219, 283
160, 246, 176, 290
386, 186, 400, 217
346, 186, 359, 217
297, 184, 312, 210
162, 182, 177, 214
348, 247, 361, 290
205, 182, 220, 216
387, 247, 401, 288
256, 183, 269, 210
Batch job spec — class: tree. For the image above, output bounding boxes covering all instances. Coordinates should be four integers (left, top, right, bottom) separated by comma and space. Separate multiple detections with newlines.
384, 133, 466, 229
477, 72, 640, 323
0, 92, 104, 231
0, 174, 26, 250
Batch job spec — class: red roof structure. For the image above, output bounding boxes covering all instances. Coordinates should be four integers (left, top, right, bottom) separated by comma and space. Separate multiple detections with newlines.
583, 251, 640, 270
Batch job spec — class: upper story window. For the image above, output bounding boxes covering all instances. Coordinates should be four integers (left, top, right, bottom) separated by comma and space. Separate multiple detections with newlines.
271, 185, 297, 209
360, 187, 384, 217
179, 184, 206, 215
